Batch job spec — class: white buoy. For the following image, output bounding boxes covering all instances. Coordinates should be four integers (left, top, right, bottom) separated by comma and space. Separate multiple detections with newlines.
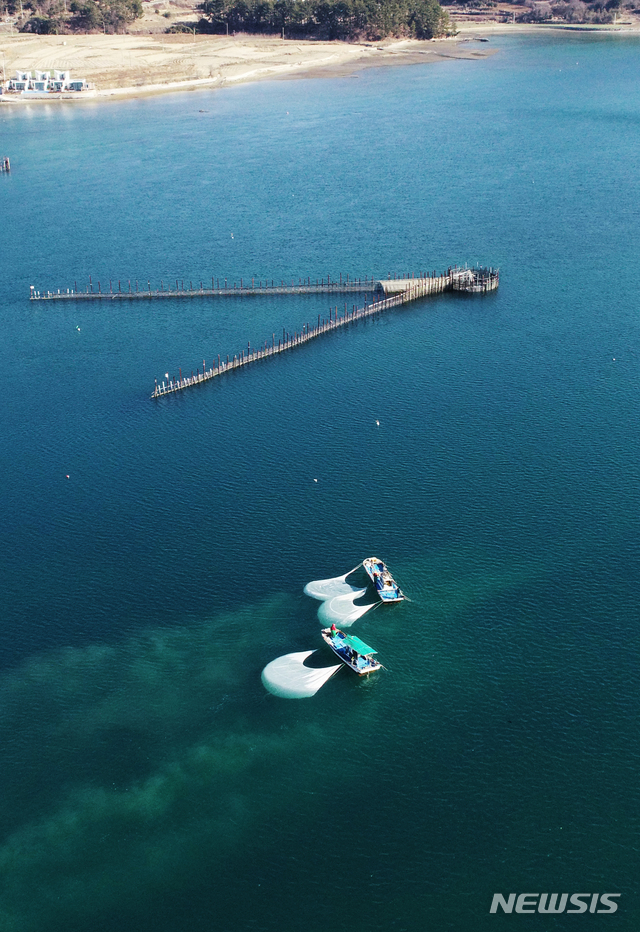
261, 650, 341, 699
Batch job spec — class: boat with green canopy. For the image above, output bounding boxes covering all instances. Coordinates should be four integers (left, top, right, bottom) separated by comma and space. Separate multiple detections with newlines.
321, 625, 382, 675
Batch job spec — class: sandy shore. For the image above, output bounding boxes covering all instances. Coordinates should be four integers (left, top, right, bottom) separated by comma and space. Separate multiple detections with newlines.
1, 22, 638, 104
0, 33, 495, 103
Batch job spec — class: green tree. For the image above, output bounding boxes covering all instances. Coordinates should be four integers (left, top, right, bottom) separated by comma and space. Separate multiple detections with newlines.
70, 0, 141, 30
200, 0, 451, 38
20, 13, 62, 30
198, 0, 229, 30
410, 0, 450, 36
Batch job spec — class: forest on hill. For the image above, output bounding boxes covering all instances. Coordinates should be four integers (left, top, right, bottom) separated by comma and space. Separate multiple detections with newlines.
12, 0, 451, 37
196, 0, 452, 39
11, 0, 635, 36
15, 0, 143, 33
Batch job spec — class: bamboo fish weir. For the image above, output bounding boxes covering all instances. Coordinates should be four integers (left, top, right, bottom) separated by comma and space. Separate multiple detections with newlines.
29, 266, 498, 399
30, 273, 387, 301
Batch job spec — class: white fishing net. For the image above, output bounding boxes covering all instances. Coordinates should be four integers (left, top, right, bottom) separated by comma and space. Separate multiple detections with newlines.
303, 566, 363, 601
261, 650, 341, 699
317, 593, 376, 628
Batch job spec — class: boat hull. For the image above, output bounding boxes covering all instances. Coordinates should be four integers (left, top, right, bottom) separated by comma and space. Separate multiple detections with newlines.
363, 556, 404, 602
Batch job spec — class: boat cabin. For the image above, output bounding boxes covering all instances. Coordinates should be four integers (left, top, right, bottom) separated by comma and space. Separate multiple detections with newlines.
322, 627, 382, 675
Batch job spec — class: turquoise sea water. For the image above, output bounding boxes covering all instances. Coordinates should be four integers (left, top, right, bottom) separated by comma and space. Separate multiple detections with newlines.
1, 32, 640, 931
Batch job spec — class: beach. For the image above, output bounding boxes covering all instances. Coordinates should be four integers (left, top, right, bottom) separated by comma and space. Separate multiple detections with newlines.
1, 21, 638, 103
0, 33, 498, 102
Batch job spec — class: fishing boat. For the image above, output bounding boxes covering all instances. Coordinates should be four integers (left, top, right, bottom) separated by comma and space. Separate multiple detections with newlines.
363, 556, 404, 602
321, 626, 382, 675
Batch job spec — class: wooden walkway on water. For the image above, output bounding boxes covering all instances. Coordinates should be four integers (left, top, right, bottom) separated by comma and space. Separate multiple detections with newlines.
28, 266, 498, 398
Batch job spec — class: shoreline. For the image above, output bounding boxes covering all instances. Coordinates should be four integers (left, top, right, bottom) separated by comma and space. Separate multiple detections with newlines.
1, 24, 639, 105
0, 36, 492, 105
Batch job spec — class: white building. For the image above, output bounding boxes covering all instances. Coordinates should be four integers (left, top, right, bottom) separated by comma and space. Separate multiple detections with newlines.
8, 72, 30, 91
5, 70, 90, 94
32, 71, 50, 91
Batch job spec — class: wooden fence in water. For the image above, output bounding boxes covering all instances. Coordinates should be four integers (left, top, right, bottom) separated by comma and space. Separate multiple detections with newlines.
30, 275, 385, 301
28, 265, 498, 398
150, 271, 455, 398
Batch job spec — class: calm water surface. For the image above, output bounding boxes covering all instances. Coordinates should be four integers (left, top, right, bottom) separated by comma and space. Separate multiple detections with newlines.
1, 33, 639, 931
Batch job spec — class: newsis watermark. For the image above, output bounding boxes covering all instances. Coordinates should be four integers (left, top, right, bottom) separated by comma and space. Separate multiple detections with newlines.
490, 894, 621, 915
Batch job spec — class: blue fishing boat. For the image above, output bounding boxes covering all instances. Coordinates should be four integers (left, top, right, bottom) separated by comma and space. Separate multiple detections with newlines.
321, 626, 382, 675
363, 556, 404, 602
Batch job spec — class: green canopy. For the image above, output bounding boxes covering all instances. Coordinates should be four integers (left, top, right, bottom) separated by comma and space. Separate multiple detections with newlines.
342, 634, 377, 656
